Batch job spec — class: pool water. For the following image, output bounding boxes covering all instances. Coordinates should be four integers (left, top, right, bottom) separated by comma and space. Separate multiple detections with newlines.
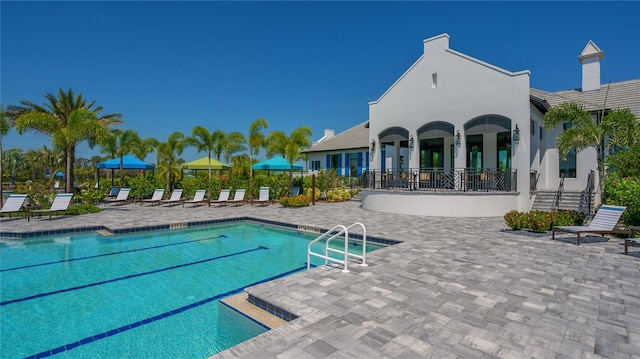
0, 222, 382, 359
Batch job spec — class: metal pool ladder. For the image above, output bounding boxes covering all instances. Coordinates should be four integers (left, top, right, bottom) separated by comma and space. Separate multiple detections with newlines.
307, 222, 368, 273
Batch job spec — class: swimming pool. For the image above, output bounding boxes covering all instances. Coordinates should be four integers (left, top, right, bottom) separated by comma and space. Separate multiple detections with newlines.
0, 222, 383, 358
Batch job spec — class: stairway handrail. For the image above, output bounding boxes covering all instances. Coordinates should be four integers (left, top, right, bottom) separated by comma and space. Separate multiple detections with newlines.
553, 173, 565, 210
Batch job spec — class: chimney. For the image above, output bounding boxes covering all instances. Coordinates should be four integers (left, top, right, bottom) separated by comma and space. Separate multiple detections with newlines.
324, 129, 335, 139
578, 40, 604, 92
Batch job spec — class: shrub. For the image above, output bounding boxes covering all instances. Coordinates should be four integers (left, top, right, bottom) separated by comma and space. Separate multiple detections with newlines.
75, 188, 104, 204
64, 203, 103, 215
504, 210, 528, 230
605, 176, 640, 226
279, 195, 310, 207
327, 188, 351, 202
528, 210, 553, 233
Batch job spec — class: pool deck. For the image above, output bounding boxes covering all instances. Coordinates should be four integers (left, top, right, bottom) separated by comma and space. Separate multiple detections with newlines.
2, 201, 639, 358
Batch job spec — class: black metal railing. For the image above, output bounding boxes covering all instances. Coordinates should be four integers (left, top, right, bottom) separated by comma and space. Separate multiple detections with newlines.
553, 173, 565, 210
362, 168, 517, 192
530, 170, 540, 194
582, 170, 594, 216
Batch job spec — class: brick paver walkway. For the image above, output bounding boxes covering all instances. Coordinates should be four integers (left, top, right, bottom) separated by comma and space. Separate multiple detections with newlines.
2, 201, 639, 358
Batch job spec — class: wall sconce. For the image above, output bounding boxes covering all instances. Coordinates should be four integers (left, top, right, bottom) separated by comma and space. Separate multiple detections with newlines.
370, 140, 376, 153
454, 130, 461, 147
409, 135, 414, 149
513, 124, 520, 143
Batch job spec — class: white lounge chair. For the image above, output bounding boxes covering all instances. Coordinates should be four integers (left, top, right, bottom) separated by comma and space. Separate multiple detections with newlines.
252, 187, 270, 206
292, 187, 300, 196
104, 188, 130, 205
141, 189, 165, 206
552, 205, 627, 245
210, 190, 231, 207
185, 190, 208, 207
228, 189, 246, 206
160, 189, 184, 206
29, 193, 74, 221
0, 194, 28, 219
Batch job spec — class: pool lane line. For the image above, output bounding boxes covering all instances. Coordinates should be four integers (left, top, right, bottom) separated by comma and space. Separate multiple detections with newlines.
22, 264, 308, 359
1, 234, 228, 273
1, 245, 268, 307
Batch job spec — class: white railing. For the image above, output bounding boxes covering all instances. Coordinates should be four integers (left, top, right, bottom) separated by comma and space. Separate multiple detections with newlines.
307, 222, 367, 273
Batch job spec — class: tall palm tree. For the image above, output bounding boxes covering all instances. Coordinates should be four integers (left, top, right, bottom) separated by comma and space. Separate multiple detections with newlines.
133, 137, 158, 162
110, 129, 142, 183
0, 105, 11, 206
545, 102, 639, 203
224, 131, 247, 164
26, 146, 64, 185
267, 126, 312, 195
247, 118, 268, 179
10, 88, 122, 192
186, 126, 225, 180
3, 149, 25, 188
156, 132, 186, 194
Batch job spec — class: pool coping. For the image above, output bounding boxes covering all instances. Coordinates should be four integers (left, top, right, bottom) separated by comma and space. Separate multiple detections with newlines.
0, 216, 402, 247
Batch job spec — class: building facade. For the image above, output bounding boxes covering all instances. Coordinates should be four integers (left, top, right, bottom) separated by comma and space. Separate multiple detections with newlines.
304, 34, 639, 217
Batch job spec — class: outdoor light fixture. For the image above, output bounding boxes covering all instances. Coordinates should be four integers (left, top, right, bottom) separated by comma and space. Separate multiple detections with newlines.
409, 135, 414, 149
370, 140, 376, 153
513, 124, 520, 143
455, 130, 461, 147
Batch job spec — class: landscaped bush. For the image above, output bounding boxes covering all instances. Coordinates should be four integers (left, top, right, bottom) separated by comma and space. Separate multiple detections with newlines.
75, 188, 104, 204
64, 203, 102, 215
503, 210, 528, 230
528, 210, 553, 233
327, 188, 351, 202
278, 195, 311, 207
605, 176, 640, 226
504, 209, 586, 231
304, 187, 320, 201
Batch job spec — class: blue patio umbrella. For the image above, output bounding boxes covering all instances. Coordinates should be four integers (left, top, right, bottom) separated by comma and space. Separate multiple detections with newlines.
97, 155, 155, 187
252, 156, 303, 171
44, 171, 64, 179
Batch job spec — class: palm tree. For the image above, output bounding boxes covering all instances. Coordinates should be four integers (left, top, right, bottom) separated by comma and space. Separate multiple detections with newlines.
186, 126, 225, 180
156, 132, 186, 194
0, 105, 11, 206
110, 129, 142, 183
10, 88, 122, 192
267, 126, 312, 195
133, 137, 158, 162
545, 102, 639, 203
247, 118, 268, 179
3, 149, 25, 188
224, 131, 247, 164
26, 146, 64, 185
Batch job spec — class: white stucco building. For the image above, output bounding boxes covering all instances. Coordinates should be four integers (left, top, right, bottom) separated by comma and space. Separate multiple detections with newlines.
304, 34, 640, 217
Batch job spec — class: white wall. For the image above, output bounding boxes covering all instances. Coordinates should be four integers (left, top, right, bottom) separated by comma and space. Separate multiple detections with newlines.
368, 34, 531, 212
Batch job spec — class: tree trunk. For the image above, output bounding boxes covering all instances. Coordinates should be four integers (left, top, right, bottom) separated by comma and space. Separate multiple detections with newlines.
66, 146, 75, 193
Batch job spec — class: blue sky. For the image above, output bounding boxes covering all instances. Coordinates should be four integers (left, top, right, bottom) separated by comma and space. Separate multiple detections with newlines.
2, 1, 639, 162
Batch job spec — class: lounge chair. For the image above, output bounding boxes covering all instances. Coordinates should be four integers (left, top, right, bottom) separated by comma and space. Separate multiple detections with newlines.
160, 189, 184, 206
252, 187, 270, 206
185, 190, 208, 207
292, 187, 300, 196
552, 205, 627, 245
106, 186, 120, 198
210, 189, 231, 207
141, 189, 164, 206
228, 189, 246, 206
0, 194, 28, 219
29, 193, 74, 221
104, 188, 130, 205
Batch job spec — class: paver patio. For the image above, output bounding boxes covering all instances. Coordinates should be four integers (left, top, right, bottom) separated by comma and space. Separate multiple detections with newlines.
1, 201, 638, 358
